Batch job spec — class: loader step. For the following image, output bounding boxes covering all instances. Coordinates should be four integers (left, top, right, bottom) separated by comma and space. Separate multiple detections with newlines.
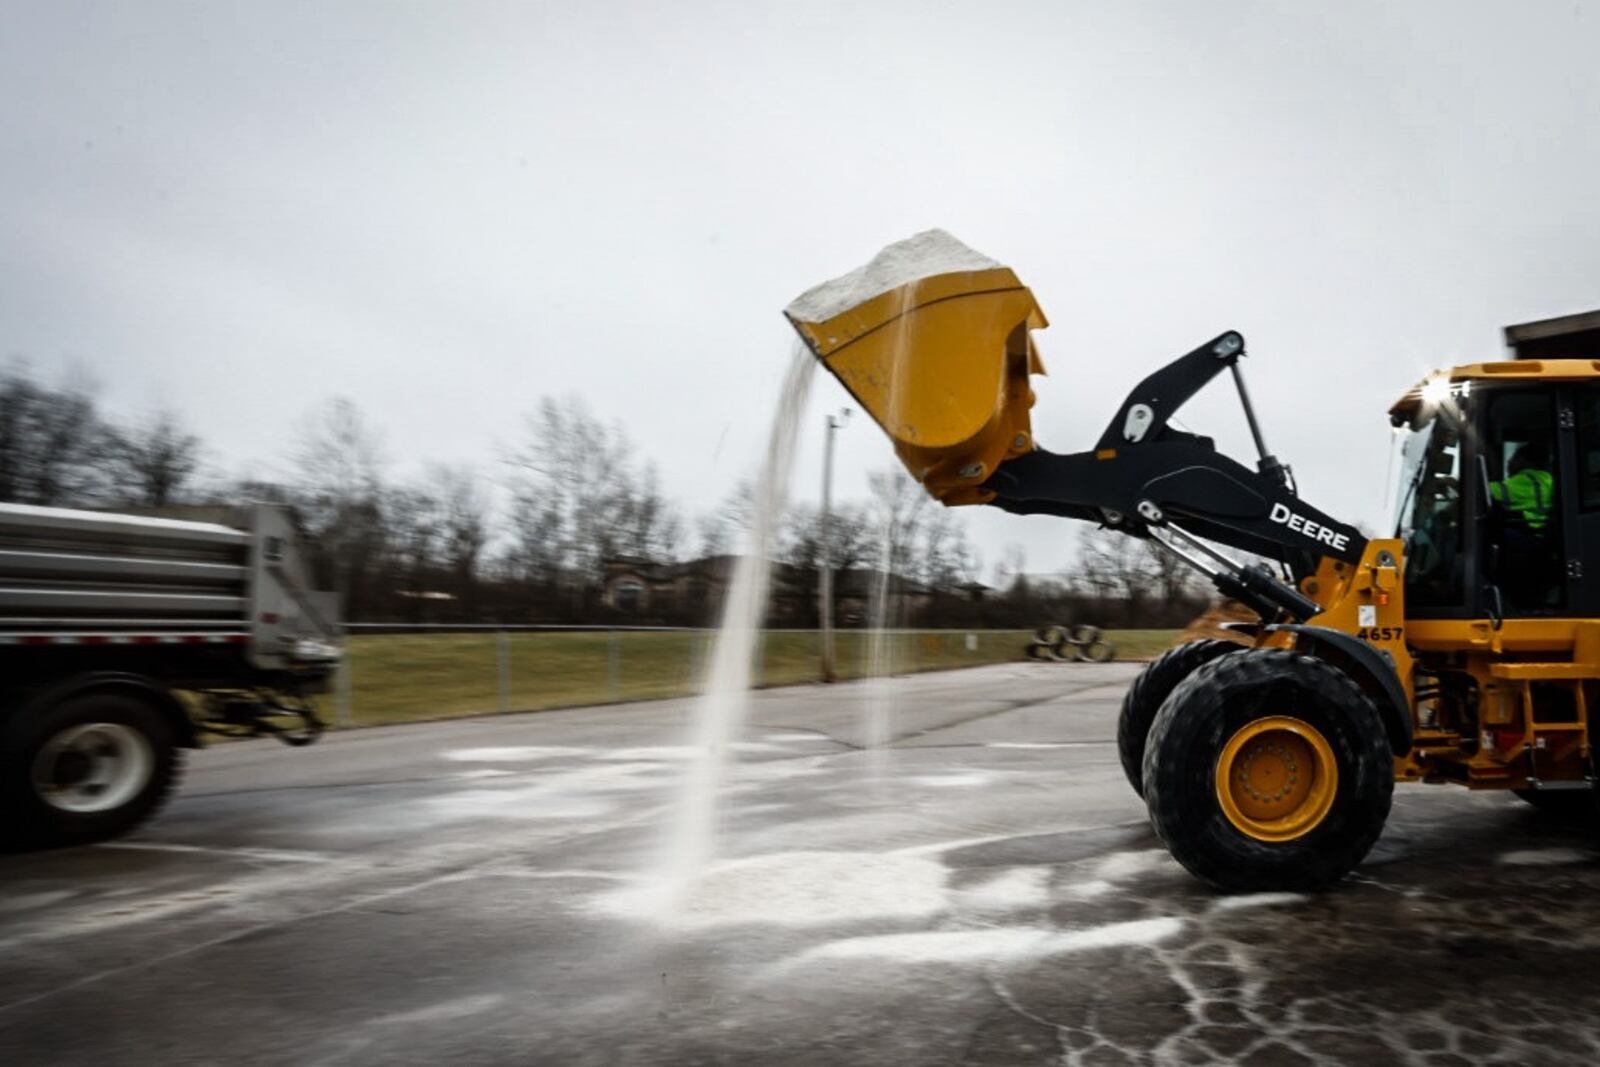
1488, 663, 1598, 680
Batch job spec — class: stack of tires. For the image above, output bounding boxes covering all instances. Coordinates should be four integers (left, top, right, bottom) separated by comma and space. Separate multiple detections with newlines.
1026, 625, 1115, 663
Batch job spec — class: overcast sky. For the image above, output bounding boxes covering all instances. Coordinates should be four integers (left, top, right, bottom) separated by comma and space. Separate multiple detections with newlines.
5, 1, 1599, 578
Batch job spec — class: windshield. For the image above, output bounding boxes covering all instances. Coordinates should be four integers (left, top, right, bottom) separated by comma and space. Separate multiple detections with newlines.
1394, 412, 1465, 607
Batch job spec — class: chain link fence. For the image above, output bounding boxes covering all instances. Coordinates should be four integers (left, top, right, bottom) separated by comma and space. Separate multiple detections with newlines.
330, 626, 1038, 728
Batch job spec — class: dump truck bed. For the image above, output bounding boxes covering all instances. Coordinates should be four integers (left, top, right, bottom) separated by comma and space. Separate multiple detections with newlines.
0, 502, 339, 672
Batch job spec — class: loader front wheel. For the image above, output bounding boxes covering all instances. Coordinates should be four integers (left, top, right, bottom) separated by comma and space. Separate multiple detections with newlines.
1117, 639, 1240, 797
1142, 649, 1393, 892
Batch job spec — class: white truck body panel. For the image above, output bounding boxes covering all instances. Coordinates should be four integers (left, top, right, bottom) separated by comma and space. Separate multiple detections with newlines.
0, 501, 340, 671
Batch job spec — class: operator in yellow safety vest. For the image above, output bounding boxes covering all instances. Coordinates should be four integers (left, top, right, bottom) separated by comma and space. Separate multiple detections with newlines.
1489, 442, 1554, 531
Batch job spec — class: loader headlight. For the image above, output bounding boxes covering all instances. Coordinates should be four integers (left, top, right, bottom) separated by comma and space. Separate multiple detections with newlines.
1420, 375, 1452, 406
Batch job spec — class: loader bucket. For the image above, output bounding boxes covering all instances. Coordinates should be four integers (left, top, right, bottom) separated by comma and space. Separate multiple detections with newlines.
785, 229, 1048, 505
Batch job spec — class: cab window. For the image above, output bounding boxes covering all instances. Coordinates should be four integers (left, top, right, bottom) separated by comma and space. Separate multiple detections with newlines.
1483, 389, 1562, 611
1395, 412, 1464, 608
1575, 390, 1600, 511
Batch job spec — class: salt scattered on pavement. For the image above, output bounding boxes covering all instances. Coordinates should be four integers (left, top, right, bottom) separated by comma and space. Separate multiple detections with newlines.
1210, 892, 1308, 913
1499, 847, 1593, 866
442, 746, 588, 762
788, 917, 1185, 966
591, 850, 949, 929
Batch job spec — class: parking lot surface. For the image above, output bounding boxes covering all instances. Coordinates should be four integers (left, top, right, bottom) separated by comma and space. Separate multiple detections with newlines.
4, 661, 1600, 1066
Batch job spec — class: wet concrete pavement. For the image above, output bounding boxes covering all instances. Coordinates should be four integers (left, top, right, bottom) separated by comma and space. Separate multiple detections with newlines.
4, 661, 1600, 1066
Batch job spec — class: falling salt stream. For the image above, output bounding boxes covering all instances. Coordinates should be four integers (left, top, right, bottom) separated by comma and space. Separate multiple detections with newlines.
647, 230, 983, 917
655, 342, 815, 905
862, 519, 897, 786
599, 229, 1200, 967
862, 279, 918, 786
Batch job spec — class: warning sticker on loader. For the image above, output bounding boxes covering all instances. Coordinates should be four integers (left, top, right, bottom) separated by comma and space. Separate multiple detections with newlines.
1358, 604, 1377, 627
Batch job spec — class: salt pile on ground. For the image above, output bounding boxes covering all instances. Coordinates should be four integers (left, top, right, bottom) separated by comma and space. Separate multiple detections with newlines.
1209, 891, 1308, 913
1498, 847, 1592, 866
906, 772, 991, 788
593, 850, 947, 929
788, 917, 1185, 966
959, 867, 1052, 912
442, 746, 586, 762
1095, 849, 1176, 881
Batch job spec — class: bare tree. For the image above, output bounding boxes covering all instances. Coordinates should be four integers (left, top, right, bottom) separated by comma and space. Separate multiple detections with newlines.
505, 493, 564, 591
108, 409, 201, 506
0, 363, 113, 506
1072, 527, 1158, 610
430, 464, 491, 611
828, 503, 876, 577
696, 511, 732, 558
647, 507, 685, 564
995, 543, 1027, 598
1142, 539, 1200, 604
293, 396, 384, 505
383, 484, 440, 618
505, 396, 671, 613
290, 397, 388, 618
613, 463, 683, 563
915, 506, 979, 592
688, 477, 759, 561
776, 501, 876, 624
865, 467, 928, 577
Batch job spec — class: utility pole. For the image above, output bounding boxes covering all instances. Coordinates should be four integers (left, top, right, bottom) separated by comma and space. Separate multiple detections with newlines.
819, 408, 850, 682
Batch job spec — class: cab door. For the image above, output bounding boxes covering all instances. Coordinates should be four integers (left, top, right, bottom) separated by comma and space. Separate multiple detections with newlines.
1566, 386, 1600, 614
1478, 385, 1569, 617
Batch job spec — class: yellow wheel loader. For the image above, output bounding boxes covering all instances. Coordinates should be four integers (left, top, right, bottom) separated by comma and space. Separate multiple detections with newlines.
786, 230, 1600, 892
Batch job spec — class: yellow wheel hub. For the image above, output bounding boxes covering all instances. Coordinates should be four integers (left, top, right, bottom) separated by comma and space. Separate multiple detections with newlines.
1215, 716, 1338, 842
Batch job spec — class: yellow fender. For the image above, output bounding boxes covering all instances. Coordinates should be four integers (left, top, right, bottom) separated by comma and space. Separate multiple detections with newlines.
785, 230, 1048, 505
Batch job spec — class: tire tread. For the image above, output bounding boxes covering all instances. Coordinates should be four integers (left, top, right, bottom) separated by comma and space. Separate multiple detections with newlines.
1142, 648, 1393, 892
1117, 639, 1241, 796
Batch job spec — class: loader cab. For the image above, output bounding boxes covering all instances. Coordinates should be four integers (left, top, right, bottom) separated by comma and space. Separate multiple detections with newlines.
1393, 361, 1600, 621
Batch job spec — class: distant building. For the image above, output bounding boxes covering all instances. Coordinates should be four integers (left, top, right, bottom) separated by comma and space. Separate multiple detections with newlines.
831, 568, 935, 625
601, 554, 734, 618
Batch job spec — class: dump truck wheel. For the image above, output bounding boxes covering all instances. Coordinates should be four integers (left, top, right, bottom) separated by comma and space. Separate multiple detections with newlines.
1117, 639, 1239, 797
1, 692, 183, 850
1141, 649, 1393, 892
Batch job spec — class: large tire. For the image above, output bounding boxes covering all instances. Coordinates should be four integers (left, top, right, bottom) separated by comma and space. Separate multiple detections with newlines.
1142, 649, 1393, 892
1117, 639, 1240, 797
1, 691, 183, 850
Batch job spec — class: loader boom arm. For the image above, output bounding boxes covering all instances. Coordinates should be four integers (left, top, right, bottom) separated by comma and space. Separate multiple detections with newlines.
979, 329, 1368, 623
784, 232, 1369, 623
983, 330, 1367, 570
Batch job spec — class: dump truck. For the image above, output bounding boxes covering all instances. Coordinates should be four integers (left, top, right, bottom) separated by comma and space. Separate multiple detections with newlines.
788, 229, 1600, 891
0, 502, 340, 848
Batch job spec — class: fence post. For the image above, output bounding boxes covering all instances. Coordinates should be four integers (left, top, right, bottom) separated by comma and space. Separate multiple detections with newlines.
497, 630, 511, 714
335, 645, 353, 728
608, 629, 621, 701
